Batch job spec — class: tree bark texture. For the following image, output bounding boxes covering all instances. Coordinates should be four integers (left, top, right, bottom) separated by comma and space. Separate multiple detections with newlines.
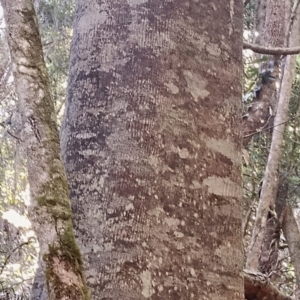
282, 205, 300, 299
255, 175, 288, 277
253, 0, 266, 46
1, 0, 88, 299
61, 0, 244, 299
246, 0, 298, 271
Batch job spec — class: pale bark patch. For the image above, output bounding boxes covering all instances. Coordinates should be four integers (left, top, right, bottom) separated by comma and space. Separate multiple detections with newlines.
140, 270, 154, 298
203, 176, 241, 198
164, 82, 180, 94
206, 43, 222, 56
183, 70, 210, 101
229, 0, 235, 35
18, 65, 38, 77
78, 10, 107, 33
191, 180, 201, 189
128, 0, 148, 7
164, 217, 180, 228
205, 136, 241, 165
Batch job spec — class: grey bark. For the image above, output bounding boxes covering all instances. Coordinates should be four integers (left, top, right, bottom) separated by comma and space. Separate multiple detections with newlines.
253, 0, 266, 46
30, 261, 48, 300
61, 0, 244, 299
282, 206, 300, 299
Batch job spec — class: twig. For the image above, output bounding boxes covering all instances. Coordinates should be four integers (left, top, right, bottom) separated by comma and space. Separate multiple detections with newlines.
243, 115, 300, 138
0, 240, 33, 275
0, 123, 22, 141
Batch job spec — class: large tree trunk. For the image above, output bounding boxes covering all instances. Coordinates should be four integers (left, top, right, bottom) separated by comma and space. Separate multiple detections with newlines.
1, 0, 88, 299
61, 0, 244, 299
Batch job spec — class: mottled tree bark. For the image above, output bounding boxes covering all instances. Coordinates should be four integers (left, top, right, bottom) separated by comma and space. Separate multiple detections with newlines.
61, 0, 244, 299
1, 0, 88, 299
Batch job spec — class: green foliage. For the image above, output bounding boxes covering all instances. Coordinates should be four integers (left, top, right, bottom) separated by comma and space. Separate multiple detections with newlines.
244, 0, 256, 31
36, 0, 75, 122
243, 56, 269, 107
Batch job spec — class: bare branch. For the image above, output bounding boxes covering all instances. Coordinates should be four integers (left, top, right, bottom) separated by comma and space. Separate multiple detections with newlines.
243, 41, 300, 55
243, 114, 300, 139
0, 240, 33, 275
0, 122, 22, 141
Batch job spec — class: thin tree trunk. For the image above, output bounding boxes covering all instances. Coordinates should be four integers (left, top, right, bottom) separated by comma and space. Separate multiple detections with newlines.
282, 206, 300, 298
256, 175, 287, 275
242, 0, 286, 146
246, 0, 300, 271
1, 0, 88, 299
254, 0, 266, 45
61, 0, 244, 299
